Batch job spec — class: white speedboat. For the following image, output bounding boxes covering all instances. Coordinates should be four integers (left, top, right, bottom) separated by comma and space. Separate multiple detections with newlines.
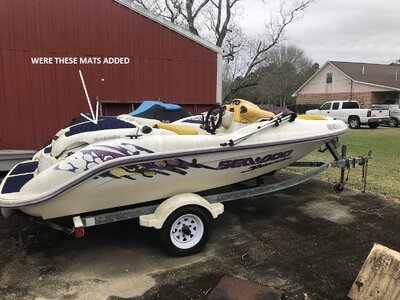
0, 99, 348, 219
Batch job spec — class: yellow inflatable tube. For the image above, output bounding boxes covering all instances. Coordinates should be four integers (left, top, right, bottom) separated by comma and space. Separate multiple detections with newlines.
154, 123, 198, 135
297, 115, 328, 120
225, 99, 275, 123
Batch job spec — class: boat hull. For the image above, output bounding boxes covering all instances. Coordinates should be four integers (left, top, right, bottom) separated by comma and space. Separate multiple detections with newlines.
0, 116, 349, 219
19, 138, 326, 219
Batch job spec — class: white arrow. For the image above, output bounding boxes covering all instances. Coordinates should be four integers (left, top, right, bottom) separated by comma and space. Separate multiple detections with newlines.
79, 69, 99, 124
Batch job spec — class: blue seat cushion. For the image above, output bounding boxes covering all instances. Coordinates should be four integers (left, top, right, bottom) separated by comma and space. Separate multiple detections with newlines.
65, 118, 136, 137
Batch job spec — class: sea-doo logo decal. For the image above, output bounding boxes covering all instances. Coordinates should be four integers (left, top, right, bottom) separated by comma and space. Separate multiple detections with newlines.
93, 135, 121, 142
218, 150, 293, 170
241, 156, 292, 173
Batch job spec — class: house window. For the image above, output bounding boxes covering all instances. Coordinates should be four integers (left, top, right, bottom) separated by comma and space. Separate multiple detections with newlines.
326, 72, 333, 83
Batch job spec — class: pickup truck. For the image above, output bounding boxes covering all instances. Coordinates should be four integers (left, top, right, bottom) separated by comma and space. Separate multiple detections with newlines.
306, 100, 391, 129
369, 104, 400, 127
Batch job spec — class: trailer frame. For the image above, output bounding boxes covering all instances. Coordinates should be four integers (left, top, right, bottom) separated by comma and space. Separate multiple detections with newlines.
72, 140, 371, 232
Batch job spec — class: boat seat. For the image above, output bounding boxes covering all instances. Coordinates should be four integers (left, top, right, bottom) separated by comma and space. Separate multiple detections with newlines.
154, 123, 198, 135
51, 118, 138, 157
65, 117, 136, 137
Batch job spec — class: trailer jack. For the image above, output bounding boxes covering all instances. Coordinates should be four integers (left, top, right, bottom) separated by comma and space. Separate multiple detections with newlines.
324, 141, 372, 193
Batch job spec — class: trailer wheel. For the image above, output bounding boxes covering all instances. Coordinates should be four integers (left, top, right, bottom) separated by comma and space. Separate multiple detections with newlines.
348, 116, 361, 129
160, 205, 212, 256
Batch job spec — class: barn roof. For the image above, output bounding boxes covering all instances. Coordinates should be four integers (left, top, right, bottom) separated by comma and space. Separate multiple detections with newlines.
114, 0, 222, 53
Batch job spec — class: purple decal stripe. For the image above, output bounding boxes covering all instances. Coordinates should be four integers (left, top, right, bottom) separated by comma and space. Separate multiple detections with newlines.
98, 158, 216, 180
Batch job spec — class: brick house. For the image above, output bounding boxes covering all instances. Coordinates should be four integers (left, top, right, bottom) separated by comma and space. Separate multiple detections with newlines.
293, 61, 400, 107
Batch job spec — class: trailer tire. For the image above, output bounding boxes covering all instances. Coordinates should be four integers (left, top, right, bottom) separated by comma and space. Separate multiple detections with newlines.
348, 116, 361, 129
160, 205, 212, 256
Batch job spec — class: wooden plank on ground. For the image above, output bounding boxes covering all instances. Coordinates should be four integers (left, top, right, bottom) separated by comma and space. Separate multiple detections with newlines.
207, 275, 284, 300
348, 243, 400, 300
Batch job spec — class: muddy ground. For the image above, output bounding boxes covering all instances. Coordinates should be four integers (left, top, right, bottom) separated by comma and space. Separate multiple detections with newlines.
0, 172, 399, 300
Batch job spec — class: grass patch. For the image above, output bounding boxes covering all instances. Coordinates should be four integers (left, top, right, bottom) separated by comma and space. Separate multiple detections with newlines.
286, 127, 400, 199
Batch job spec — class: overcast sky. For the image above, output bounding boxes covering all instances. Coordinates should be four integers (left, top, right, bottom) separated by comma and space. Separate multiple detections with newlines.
240, 0, 400, 65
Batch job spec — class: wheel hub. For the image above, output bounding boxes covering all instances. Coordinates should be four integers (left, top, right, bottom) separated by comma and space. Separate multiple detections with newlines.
170, 214, 204, 249
182, 225, 191, 235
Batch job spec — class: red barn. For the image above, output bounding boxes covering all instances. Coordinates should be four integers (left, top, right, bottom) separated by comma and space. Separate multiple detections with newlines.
0, 0, 222, 151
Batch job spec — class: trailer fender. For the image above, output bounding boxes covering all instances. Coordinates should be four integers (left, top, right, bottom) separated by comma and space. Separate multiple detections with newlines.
139, 193, 224, 229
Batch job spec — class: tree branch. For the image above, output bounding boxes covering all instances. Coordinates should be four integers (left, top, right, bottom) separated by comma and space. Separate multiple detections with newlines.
131, 0, 316, 102
193, 0, 211, 18
132, 0, 149, 10
223, 0, 315, 100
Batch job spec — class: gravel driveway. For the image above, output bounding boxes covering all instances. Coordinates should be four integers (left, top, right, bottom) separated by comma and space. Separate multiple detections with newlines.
0, 172, 399, 299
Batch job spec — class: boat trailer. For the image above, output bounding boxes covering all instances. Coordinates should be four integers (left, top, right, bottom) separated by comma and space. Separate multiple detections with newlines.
13, 139, 373, 256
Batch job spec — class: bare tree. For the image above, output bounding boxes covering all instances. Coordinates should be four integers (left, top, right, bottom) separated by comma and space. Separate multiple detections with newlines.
133, 0, 212, 30
183, 0, 211, 34
234, 45, 318, 106
223, 0, 315, 100
132, 0, 316, 100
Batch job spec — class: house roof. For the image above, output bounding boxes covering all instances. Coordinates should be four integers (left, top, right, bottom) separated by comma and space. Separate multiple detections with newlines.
293, 61, 400, 96
330, 61, 400, 90
114, 0, 222, 54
